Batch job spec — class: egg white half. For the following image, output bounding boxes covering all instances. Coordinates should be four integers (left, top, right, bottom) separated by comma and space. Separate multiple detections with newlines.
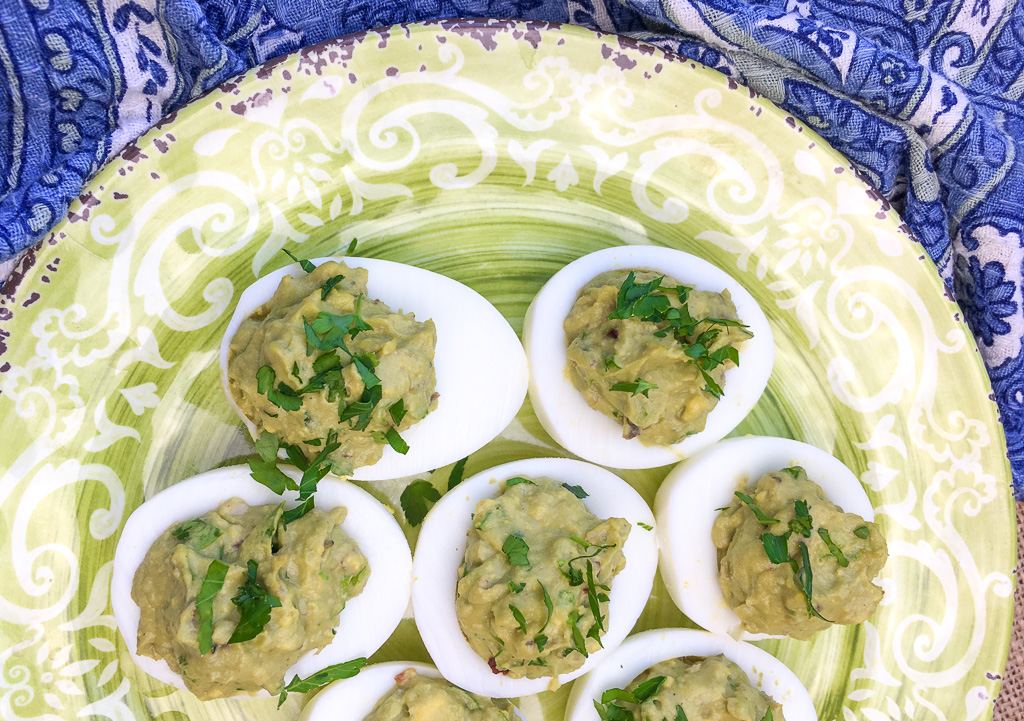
300, 662, 525, 721
411, 457, 658, 698
111, 465, 412, 697
219, 257, 529, 481
522, 245, 774, 470
299, 662, 437, 721
564, 628, 817, 721
654, 436, 876, 640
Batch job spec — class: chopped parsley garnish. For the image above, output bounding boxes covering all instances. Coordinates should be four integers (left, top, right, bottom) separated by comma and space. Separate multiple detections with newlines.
228, 560, 282, 644
294, 430, 340, 493
506, 477, 536, 487
282, 441, 309, 470
762, 532, 791, 564
585, 560, 606, 637
609, 377, 659, 398
854, 525, 871, 539
291, 362, 301, 381
313, 349, 342, 374
603, 355, 621, 371
818, 527, 849, 567
474, 510, 493, 530
734, 491, 780, 525
256, 365, 303, 411
389, 398, 407, 425
502, 535, 531, 567
796, 541, 830, 621
780, 466, 804, 478
570, 534, 591, 549
352, 352, 379, 386
637, 521, 653, 531
762, 707, 774, 721
593, 675, 667, 720
281, 496, 316, 527
277, 657, 366, 707
400, 480, 441, 526
676, 705, 689, 721
282, 248, 316, 274
320, 274, 345, 300
538, 581, 553, 633
509, 604, 529, 635
248, 427, 339, 528
509, 581, 525, 594
171, 519, 222, 550
339, 567, 367, 594
351, 296, 374, 338
196, 560, 229, 655
604, 271, 749, 399
564, 543, 614, 586
248, 431, 298, 495
447, 456, 469, 491
567, 608, 588, 657
632, 676, 666, 702
562, 483, 589, 498
534, 634, 548, 653
788, 499, 813, 537
372, 427, 409, 454
607, 271, 672, 320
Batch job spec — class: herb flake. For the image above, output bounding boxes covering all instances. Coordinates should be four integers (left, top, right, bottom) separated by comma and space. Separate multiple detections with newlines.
282, 248, 316, 274
228, 560, 282, 644
447, 456, 469, 491
277, 657, 367, 707
561, 483, 589, 499
762, 532, 791, 564
609, 377, 659, 398
818, 527, 849, 567
400, 480, 441, 527
734, 491, 780, 525
320, 274, 345, 300
502, 535, 530, 567
171, 519, 222, 550
197, 560, 229, 655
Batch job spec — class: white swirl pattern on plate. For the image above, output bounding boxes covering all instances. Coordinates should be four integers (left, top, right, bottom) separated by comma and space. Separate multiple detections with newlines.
0, 20, 1011, 721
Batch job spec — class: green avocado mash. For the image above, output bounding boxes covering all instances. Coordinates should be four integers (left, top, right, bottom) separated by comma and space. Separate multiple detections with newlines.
563, 269, 751, 445
227, 260, 437, 477
132, 498, 369, 700
597, 655, 785, 721
456, 477, 630, 679
712, 467, 888, 640
363, 668, 513, 721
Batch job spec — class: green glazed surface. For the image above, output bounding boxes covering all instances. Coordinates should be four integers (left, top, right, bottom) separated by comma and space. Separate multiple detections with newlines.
0, 19, 1013, 721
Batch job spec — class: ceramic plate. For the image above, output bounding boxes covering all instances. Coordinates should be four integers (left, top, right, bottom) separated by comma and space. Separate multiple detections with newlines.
0, 18, 1013, 721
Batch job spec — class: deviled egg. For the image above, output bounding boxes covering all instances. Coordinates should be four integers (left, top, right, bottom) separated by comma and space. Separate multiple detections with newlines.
111, 465, 412, 699
412, 457, 658, 697
655, 436, 879, 640
300, 662, 519, 721
220, 256, 529, 481
522, 245, 773, 470
565, 628, 817, 721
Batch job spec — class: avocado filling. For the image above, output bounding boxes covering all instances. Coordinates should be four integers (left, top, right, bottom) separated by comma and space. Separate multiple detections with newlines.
456, 477, 630, 678
595, 655, 785, 721
132, 499, 369, 700
227, 260, 437, 477
363, 668, 513, 721
712, 466, 888, 640
564, 269, 751, 445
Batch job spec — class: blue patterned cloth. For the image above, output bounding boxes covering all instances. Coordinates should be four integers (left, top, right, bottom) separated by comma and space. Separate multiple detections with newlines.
2, 0, 1023, 494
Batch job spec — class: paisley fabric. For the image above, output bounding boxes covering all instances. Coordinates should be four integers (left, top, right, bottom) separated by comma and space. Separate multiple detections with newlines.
1, 0, 1023, 494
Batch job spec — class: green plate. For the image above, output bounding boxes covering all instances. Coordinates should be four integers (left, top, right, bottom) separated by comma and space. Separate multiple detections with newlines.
0, 18, 1014, 721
